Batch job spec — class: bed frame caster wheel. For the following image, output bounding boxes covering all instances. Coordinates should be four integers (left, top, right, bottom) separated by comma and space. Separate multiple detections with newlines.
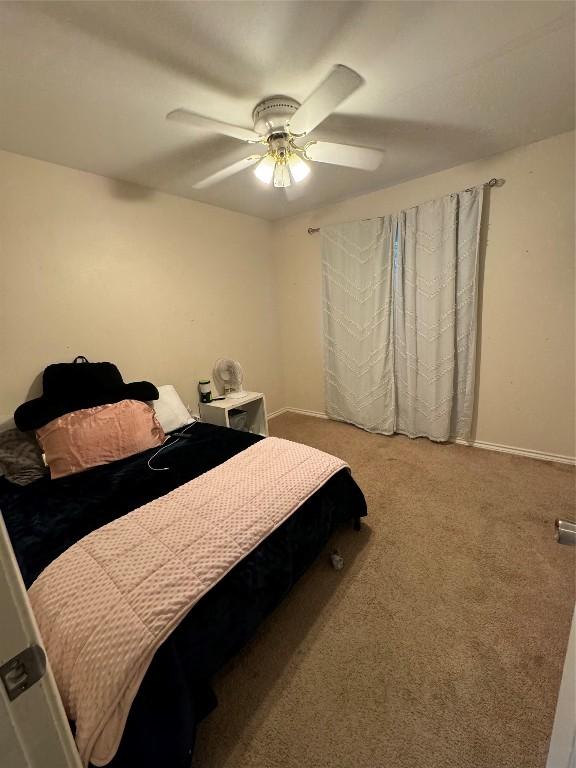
330, 550, 344, 570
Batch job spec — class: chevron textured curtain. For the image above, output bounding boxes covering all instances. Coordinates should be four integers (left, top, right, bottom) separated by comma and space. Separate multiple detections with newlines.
322, 217, 396, 433
322, 185, 484, 442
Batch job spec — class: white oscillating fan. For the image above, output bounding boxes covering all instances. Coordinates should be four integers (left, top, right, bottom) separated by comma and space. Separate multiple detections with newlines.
213, 358, 246, 399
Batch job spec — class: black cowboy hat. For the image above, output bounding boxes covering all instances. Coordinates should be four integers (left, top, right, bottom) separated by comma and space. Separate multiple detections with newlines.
14, 356, 159, 431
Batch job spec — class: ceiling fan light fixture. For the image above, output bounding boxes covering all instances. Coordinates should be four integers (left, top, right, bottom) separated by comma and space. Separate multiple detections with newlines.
273, 162, 291, 188
167, 65, 385, 192
287, 153, 310, 183
253, 154, 276, 184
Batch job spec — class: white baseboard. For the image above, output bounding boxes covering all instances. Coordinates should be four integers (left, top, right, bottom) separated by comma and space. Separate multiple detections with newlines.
267, 407, 288, 419
268, 407, 328, 420
454, 438, 575, 466
268, 408, 575, 465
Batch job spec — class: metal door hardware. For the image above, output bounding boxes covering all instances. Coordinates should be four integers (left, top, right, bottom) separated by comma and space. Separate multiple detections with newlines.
0, 644, 46, 701
555, 519, 576, 546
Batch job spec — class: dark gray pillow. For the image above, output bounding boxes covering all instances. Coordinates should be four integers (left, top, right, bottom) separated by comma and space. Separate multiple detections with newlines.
0, 429, 47, 485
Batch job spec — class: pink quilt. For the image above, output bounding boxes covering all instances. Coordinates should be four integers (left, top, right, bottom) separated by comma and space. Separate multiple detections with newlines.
28, 437, 348, 766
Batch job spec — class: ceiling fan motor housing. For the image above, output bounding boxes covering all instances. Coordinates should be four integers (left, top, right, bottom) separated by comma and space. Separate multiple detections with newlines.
166, 65, 380, 189
252, 96, 300, 137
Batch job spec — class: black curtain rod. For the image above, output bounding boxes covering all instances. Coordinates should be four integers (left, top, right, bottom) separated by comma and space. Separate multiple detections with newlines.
306, 177, 504, 234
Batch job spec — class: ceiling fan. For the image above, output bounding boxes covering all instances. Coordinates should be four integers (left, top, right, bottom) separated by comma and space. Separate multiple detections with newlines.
166, 65, 383, 190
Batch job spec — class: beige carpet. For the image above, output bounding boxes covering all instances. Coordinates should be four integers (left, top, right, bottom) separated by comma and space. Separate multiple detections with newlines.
193, 414, 575, 768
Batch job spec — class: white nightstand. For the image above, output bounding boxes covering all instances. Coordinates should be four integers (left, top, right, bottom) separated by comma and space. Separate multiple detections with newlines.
198, 391, 268, 437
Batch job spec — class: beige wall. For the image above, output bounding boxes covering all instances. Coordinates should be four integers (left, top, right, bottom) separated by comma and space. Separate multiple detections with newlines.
1, 133, 574, 458
272, 131, 575, 459
0, 150, 283, 418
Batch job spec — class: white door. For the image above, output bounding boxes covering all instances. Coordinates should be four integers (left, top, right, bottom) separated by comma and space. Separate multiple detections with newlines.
547, 605, 576, 768
0, 515, 81, 768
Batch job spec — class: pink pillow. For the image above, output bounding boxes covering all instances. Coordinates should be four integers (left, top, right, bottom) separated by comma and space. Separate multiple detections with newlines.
36, 400, 165, 479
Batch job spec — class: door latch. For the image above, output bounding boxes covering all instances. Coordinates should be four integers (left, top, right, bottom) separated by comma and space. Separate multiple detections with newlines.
555, 519, 576, 546
0, 644, 46, 701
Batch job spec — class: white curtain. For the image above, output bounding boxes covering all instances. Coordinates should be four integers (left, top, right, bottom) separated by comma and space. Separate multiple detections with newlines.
322, 186, 484, 442
322, 217, 396, 434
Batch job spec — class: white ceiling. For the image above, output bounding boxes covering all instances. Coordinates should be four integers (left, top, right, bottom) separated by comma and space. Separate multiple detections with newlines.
0, 1, 574, 220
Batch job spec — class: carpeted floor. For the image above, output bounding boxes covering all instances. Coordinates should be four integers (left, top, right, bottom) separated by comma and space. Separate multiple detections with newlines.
193, 413, 575, 768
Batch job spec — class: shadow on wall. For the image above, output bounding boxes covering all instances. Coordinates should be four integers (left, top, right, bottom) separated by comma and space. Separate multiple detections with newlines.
24, 371, 44, 403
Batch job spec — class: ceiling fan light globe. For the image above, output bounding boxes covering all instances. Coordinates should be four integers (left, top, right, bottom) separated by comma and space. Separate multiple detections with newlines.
254, 155, 275, 184
287, 154, 310, 183
273, 163, 291, 188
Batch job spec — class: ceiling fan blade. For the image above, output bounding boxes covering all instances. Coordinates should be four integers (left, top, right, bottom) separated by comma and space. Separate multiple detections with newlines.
288, 65, 364, 136
306, 141, 383, 171
193, 154, 263, 189
167, 109, 261, 142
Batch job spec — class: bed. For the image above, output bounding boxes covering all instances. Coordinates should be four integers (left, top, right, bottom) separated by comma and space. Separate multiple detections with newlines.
1, 420, 367, 767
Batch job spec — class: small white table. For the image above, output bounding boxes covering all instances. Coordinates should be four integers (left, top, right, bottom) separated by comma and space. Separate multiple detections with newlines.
198, 391, 268, 437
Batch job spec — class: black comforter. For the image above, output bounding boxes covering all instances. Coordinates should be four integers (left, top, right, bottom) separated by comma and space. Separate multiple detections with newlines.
1, 423, 366, 767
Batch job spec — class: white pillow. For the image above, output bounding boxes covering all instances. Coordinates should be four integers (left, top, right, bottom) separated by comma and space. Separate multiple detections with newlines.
152, 385, 193, 433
